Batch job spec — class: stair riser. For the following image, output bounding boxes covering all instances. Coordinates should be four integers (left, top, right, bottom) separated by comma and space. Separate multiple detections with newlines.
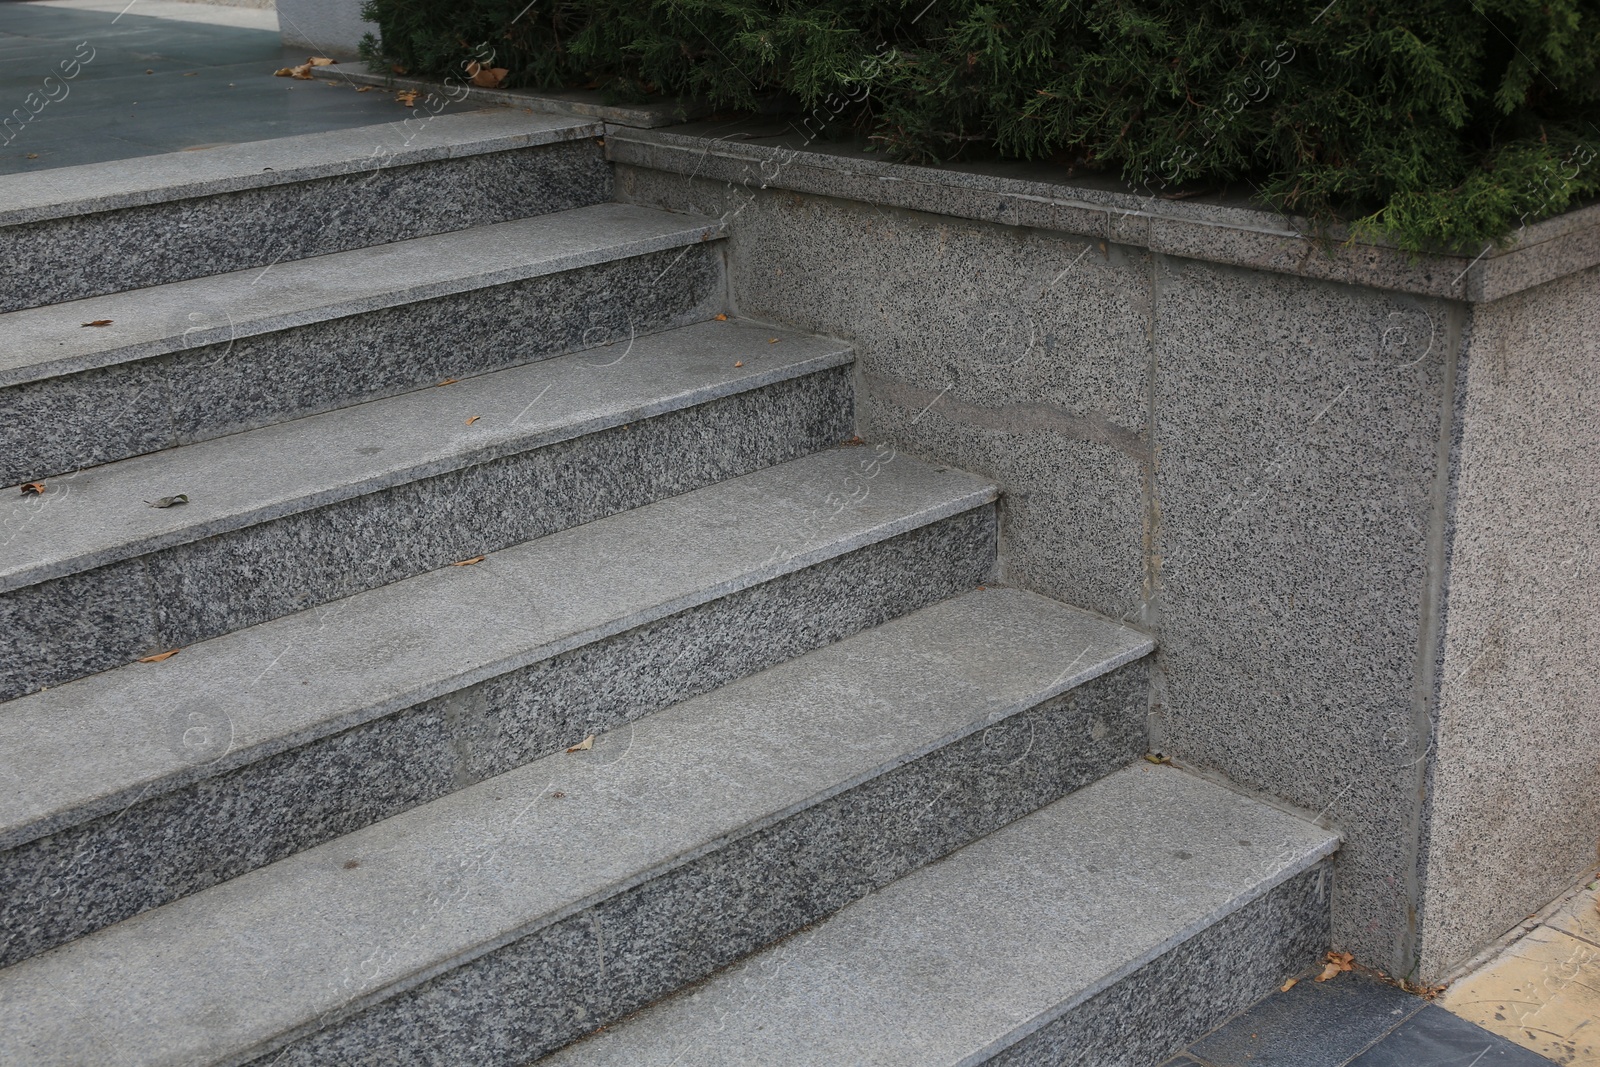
0, 139, 611, 313
0, 508, 997, 967
985, 863, 1331, 1067
249, 659, 1150, 1067
0, 367, 852, 700
1, 243, 721, 485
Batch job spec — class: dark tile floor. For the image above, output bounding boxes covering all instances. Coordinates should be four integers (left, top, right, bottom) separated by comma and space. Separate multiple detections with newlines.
0, 2, 404, 174
1169, 972, 1560, 1067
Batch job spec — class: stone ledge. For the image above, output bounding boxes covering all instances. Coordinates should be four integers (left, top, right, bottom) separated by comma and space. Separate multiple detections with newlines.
0, 108, 599, 227
603, 122, 1600, 303
339, 69, 708, 129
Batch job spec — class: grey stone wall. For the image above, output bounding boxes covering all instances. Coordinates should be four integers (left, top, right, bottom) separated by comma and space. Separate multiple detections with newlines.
1421, 264, 1600, 978
608, 134, 1599, 982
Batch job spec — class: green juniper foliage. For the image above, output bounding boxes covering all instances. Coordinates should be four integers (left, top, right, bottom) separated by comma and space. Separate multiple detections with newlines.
361, 0, 1600, 252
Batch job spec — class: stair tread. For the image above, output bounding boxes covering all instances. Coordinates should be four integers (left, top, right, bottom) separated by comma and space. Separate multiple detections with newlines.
0, 317, 834, 591
0, 447, 993, 850
0, 108, 599, 227
543, 765, 1341, 1067
0, 589, 1152, 1067
0, 201, 719, 389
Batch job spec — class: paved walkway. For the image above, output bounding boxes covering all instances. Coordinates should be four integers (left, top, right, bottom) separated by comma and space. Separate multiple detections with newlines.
1439, 876, 1600, 1066
1, 0, 403, 174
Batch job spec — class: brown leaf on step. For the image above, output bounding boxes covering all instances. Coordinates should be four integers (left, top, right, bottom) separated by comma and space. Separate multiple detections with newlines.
273, 63, 314, 80
1143, 752, 1171, 764
138, 649, 181, 663
391, 63, 408, 74
396, 89, 419, 106
733, 361, 743, 368
470, 66, 508, 88
308, 56, 337, 66
841, 435, 865, 447
713, 313, 728, 321
452, 555, 486, 567
20, 482, 45, 495
1280, 977, 1299, 992
81, 319, 113, 327
566, 735, 595, 753
1315, 962, 1342, 982
356, 85, 373, 92
768, 337, 779, 344
147, 494, 188, 508
465, 415, 481, 426
435, 377, 459, 387
26, 153, 37, 159
343, 859, 359, 869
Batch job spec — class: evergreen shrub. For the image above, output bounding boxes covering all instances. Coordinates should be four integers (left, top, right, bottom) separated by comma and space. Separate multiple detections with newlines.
360, 0, 1600, 252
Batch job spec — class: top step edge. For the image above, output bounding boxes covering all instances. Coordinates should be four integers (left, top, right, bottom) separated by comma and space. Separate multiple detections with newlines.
0, 109, 602, 228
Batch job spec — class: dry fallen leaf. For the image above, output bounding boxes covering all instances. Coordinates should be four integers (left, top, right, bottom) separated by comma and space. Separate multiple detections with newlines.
1315, 950, 1355, 982
469, 65, 509, 88
840, 435, 865, 446
1143, 752, 1171, 764
396, 89, 419, 106
356, 85, 373, 92
550, 791, 566, 798
274, 63, 315, 80
436, 377, 459, 387
391, 63, 408, 74
308, 56, 337, 66
713, 313, 728, 321
20, 482, 44, 495
138, 649, 181, 663
465, 415, 481, 426
768, 337, 779, 344
452, 555, 486, 567
147, 494, 188, 508
733, 361, 743, 368
81, 319, 113, 328
1280, 977, 1299, 992
566, 735, 595, 753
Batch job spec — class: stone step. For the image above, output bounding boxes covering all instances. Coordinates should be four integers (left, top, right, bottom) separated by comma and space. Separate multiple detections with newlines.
542, 765, 1341, 1067
0, 109, 610, 313
0, 448, 997, 967
0, 588, 1154, 1066
0, 317, 844, 699
0, 202, 725, 484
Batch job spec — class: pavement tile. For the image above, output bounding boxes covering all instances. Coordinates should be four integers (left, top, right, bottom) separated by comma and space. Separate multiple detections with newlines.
1350, 1005, 1561, 1067
1188, 973, 1423, 1067
1440, 924, 1600, 1067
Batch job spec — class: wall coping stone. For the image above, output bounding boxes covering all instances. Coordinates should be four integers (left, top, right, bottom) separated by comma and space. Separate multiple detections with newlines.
604, 121, 1600, 303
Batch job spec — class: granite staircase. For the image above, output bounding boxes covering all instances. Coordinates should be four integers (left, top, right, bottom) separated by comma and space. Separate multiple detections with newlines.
0, 108, 1339, 1066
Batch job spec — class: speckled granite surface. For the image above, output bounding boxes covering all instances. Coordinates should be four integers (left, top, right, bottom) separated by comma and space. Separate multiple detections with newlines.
251, 662, 1147, 1066
0, 508, 996, 967
0, 138, 610, 312
991, 865, 1330, 1067
618, 170, 1429, 971
0, 367, 849, 699
0, 242, 721, 484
